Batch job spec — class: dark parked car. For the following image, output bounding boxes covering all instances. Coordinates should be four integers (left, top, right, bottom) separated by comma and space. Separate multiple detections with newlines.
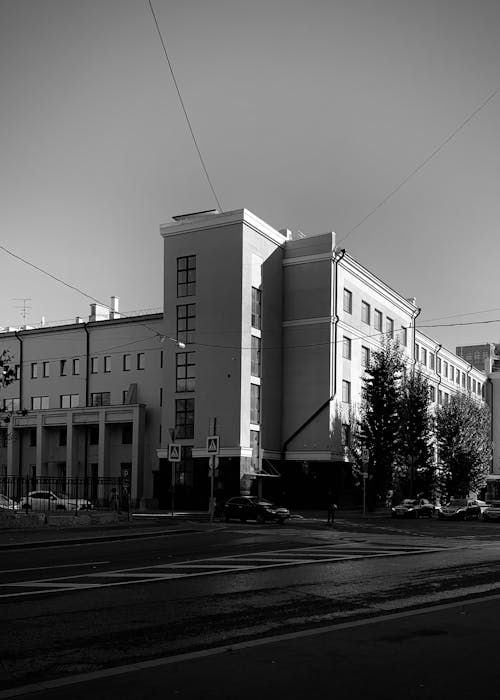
482, 503, 500, 521
437, 498, 486, 521
221, 496, 290, 524
391, 498, 435, 518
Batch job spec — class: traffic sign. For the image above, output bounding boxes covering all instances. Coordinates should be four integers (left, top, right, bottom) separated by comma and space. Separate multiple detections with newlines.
168, 444, 181, 462
207, 435, 220, 455
361, 447, 369, 464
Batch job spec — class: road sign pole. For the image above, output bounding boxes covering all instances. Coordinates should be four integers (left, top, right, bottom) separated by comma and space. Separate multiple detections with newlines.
209, 455, 215, 523
171, 460, 175, 517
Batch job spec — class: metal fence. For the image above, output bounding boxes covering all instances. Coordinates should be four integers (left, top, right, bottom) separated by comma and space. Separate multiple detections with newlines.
0, 475, 129, 512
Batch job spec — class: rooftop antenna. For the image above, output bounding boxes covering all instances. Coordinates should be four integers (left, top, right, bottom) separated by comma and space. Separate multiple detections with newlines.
12, 298, 31, 325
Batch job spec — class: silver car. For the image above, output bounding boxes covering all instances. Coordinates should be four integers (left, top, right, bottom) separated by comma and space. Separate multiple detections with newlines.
482, 503, 500, 522
18, 490, 92, 511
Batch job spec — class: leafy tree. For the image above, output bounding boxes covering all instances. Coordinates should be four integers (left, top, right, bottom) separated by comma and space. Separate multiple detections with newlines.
0, 350, 18, 426
436, 393, 492, 500
397, 368, 436, 499
359, 340, 404, 509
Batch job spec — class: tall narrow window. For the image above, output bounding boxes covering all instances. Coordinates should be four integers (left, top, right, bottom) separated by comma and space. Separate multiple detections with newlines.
123, 354, 131, 371
429, 353, 435, 371
73, 358, 80, 375
342, 380, 351, 404
374, 310, 383, 332
42, 362, 50, 378
342, 336, 352, 360
31, 363, 38, 379
177, 255, 196, 297
421, 348, 427, 366
60, 359, 67, 376
137, 353, 145, 370
386, 317, 394, 339
104, 356, 111, 373
250, 384, 261, 423
177, 304, 196, 344
90, 357, 98, 374
175, 398, 194, 439
401, 326, 408, 346
251, 336, 261, 376
176, 352, 196, 392
251, 288, 262, 329
343, 289, 352, 314
361, 346, 370, 368
361, 301, 370, 325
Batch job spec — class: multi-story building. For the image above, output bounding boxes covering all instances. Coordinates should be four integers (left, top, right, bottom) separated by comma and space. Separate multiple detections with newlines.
0, 208, 490, 508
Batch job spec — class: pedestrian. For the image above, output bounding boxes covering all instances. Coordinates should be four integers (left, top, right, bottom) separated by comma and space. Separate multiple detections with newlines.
327, 493, 337, 524
110, 488, 119, 512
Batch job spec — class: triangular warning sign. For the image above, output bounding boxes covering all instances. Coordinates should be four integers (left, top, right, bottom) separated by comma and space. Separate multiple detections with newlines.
168, 444, 180, 461
207, 436, 219, 453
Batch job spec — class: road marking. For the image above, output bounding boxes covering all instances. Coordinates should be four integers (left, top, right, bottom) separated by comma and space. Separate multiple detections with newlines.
0, 541, 446, 599
1, 561, 109, 574
3, 590, 500, 699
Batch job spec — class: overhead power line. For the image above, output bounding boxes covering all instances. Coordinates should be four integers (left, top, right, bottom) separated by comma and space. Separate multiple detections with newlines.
147, 0, 223, 213
337, 86, 500, 245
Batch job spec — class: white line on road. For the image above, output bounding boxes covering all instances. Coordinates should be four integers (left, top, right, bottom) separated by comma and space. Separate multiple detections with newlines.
1, 561, 109, 574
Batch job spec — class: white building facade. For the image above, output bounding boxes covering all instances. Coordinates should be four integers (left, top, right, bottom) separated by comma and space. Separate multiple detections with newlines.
0, 209, 491, 508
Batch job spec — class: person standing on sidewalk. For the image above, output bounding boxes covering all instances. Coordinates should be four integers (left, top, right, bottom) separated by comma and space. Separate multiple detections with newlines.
327, 493, 337, 524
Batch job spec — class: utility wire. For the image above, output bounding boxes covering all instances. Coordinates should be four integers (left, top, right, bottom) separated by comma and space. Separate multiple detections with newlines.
147, 0, 223, 212
337, 86, 500, 245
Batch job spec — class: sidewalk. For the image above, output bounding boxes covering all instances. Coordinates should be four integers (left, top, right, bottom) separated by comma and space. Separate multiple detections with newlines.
0, 508, 389, 550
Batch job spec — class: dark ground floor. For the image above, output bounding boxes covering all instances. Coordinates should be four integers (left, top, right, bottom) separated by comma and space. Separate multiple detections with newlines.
154, 458, 360, 511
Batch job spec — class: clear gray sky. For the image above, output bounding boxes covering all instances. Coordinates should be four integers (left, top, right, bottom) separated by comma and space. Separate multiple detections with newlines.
1, 0, 499, 354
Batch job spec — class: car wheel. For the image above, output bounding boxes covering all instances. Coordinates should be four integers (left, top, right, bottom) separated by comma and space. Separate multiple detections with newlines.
224, 513, 230, 522
483, 514, 489, 522
414, 511, 420, 519
256, 513, 265, 524
428, 510, 433, 518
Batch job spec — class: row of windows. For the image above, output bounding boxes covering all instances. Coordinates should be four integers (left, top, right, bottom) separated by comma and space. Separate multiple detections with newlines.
416, 345, 483, 396
342, 337, 372, 368
29, 354, 146, 379
19, 424, 134, 449
343, 289, 402, 342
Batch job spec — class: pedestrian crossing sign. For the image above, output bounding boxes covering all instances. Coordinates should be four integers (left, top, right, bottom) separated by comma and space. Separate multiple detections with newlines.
206, 435, 220, 455
168, 444, 181, 462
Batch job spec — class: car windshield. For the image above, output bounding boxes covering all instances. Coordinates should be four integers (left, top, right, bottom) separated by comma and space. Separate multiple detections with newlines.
256, 500, 274, 506
401, 500, 417, 506
448, 499, 467, 506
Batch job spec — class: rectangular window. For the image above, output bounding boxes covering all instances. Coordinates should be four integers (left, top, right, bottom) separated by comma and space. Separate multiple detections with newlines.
123, 354, 131, 371
121, 424, 133, 444
42, 361, 50, 378
415, 344, 420, 362
429, 386, 436, 402
122, 390, 128, 405
472, 379, 476, 393
31, 363, 38, 379
3, 398, 20, 412
386, 317, 394, 339
343, 288, 352, 314
251, 336, 261, 376
90, 357, 98, 374
456, 370, 460, 385
342, 380, 351, 404
175, 398, 195, 439
421, 348, 427, 366
374, 309, 383, 332
438, 390, 443, 405
429, 353, 435, 371
73, 358, 80, 375
159, 387, 163, 407
29, 428, 37, 447
160, 350, 164, 369
443, 361, 448, 378
88, 426, 99, 445
60, 394, 79, 408
361, 346, 370, 368
462, 373, 466, 388
177, 304, 196, 344
343, 336, 352, 360
251, 287, 262, 329
341, 424, 351, 446
31, 396, 49, 410
177, 255, 196, 297
250, 384, 261, 424
449, 366, 454, 382
444, 393, 449, 405
401, 326, 408, 347
137, 352, 145, 370
60, 359, 67, 376
59, 428, 67, 447
361, 301, 371, 325
104, 356, 111, 373
437, 357, 441, 373
90, 392, 111, 407
176, 352, 196, 392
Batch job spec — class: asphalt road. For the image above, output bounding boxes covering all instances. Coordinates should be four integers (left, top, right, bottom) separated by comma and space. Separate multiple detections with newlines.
3, 515, 500, 696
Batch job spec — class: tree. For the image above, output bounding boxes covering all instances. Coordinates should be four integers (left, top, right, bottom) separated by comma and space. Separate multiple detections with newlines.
397, 368, 436, 499
436, 394, 492, 500
0, 350, 19, 426
359, 340, 404, 509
